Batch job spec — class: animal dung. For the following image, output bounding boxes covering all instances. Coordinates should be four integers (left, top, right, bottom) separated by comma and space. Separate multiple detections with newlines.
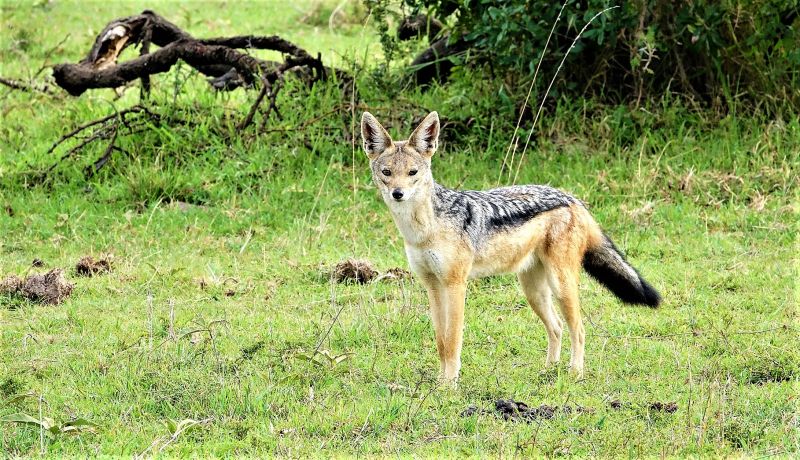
75, 255, 112, 276
648, 401, 678, 413
0, 269, 74, 305
332, 259, 378, 284
461, 399, 593, 423
375, 267, 413, 283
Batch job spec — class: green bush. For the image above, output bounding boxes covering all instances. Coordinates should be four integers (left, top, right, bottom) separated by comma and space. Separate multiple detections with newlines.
394, 0, 799, 111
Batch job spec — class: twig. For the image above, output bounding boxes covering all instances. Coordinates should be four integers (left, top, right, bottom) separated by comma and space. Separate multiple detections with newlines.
85, 126, 119, 178
238, 76, 271, 130
157, 418, 213, 454
168, 299, 176, 341
0, 76, 53, 95
33, 33, 71, 79
46, 129, 109, 173
312, 281, 347, 358
257, 77, 285, 132
45, 105, 145, 156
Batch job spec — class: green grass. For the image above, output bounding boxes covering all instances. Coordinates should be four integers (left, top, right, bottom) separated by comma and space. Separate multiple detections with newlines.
1, 1, 799, 457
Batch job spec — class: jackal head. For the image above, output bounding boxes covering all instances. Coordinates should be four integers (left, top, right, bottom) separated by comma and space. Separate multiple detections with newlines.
360, 111, 440, 204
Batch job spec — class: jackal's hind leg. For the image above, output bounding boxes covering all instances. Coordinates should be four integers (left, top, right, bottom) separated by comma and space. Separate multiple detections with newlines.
518, 264, 563, 366
551, 267, 584, 377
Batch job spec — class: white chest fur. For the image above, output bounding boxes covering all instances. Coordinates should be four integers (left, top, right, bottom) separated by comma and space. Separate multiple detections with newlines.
387, 200, 431, 246
405, 245, 445, 277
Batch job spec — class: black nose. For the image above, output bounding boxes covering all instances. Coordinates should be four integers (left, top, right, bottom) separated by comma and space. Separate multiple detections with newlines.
391, 189, 404, 200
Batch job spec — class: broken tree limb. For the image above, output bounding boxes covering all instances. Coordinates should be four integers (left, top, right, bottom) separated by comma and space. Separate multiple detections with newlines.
36, 10, 356, 179
51, 10, 342, 96
54, 39, 272, 96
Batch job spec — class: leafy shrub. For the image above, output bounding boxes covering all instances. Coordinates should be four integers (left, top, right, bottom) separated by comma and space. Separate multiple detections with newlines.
387, 0, 799, 111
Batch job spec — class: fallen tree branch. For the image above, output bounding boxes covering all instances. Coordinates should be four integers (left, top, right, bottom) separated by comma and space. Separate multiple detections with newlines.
51, 10, 340, 96
33, 10, 356, 179
54, 39, 272, 96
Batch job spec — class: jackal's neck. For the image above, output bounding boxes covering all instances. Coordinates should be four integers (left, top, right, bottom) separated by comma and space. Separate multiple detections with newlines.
388, 182, 437, 246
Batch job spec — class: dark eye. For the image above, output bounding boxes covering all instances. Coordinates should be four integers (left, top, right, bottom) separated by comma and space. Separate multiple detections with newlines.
382, 169, 391, 176
409, 170, 418, 176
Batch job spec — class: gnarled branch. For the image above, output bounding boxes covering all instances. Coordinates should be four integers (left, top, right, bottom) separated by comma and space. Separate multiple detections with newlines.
51, 10, 342, 96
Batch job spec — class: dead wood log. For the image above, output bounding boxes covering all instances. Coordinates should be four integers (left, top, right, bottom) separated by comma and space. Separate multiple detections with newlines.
408, 35, 469, 85
395, 14, 467, 86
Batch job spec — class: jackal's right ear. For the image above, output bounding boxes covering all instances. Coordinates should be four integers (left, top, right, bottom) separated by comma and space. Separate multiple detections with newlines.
361, 112, 392, 159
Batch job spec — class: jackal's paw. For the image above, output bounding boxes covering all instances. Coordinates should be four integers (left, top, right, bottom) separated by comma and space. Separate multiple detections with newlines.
545, 357, 561, 367
441, 378, 459, 389
568, 365, 585, 380
438, 373, 460, 388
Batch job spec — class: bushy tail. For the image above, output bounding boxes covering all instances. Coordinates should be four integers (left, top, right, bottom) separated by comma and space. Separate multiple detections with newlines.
582, 233, 661, 307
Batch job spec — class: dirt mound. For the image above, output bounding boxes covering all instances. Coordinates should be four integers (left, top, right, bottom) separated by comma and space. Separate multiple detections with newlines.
332, 259, 378, 284
0, 269, 74, 305
75, 255, 112, 276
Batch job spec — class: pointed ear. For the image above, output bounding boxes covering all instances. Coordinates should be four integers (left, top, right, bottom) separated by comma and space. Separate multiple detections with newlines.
361, 112, 392, 159
407, 111, 440, 157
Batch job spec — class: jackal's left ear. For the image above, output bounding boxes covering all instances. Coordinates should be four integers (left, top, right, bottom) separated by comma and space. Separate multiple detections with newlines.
408, 111, 440, 157
361, 112, 393, 159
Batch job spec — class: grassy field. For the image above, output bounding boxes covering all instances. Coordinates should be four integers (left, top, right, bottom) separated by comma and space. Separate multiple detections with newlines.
1, 1, 798, 457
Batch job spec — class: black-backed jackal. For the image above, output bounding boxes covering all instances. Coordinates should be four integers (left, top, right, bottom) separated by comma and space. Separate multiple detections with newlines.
361, 111, 661, 382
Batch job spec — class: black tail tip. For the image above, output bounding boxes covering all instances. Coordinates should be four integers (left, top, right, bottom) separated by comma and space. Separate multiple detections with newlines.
638, 278, 661, 308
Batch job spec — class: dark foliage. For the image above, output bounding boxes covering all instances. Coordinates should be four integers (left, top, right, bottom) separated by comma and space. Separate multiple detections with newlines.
389, 0, 799, 110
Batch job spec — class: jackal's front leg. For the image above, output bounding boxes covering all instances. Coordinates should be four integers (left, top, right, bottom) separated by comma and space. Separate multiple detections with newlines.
421, 276, 447, 377
441, 279, 467, 382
